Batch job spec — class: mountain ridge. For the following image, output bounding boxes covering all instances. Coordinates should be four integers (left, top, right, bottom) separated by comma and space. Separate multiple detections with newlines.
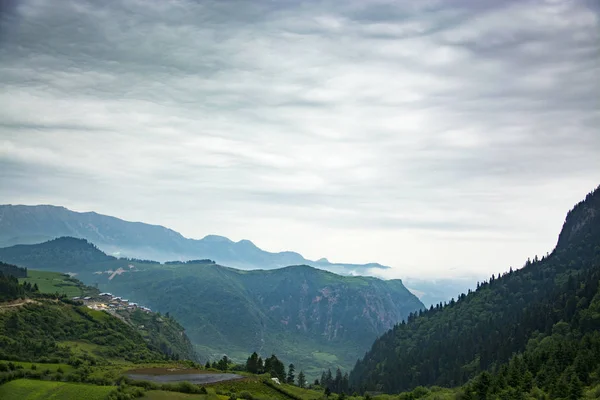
0, 204, 390, 273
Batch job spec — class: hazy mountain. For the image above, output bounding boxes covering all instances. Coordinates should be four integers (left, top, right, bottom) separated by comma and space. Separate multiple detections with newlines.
0, 204, 389, 275
0, 204, 473, 306
0, 237, 424, 377
350, 185, 600, 393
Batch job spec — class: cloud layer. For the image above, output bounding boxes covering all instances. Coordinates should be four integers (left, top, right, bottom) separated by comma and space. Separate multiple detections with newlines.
1, 0, 599, 279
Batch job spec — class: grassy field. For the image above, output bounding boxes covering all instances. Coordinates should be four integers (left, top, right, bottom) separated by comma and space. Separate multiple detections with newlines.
19, 270, 87, 297
142, 390, 228, 399
0, 379, 113, 400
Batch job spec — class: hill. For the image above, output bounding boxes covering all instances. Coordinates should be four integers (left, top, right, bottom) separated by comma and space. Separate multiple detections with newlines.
0, 239, 424, 377
0, 265, 198, 363
350, 185, 600, 394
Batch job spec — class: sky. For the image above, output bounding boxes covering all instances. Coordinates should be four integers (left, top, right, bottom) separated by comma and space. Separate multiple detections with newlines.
0, 0, 599, 280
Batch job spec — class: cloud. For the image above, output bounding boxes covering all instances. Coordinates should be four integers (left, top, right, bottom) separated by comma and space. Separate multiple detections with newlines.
0, 0, 599, 279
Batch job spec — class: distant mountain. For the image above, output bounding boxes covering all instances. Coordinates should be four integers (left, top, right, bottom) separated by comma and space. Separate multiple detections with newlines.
350, 185, 600, 394
0, 237, 424, 377
0, 204, 390, 275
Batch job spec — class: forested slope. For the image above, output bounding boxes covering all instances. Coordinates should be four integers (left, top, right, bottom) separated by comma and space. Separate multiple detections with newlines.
350, 185, 600, 394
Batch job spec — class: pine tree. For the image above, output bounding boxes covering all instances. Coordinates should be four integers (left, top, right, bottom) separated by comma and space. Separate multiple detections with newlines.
335, 368, 343, 393
246, 352, 259, 374
297, 370, 306, 388
287, 363, 295, 384
257, 357, 264, 374
568, 374, 583, 400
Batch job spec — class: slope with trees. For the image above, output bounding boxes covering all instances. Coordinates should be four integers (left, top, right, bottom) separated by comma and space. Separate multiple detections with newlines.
350, 185, 600, 395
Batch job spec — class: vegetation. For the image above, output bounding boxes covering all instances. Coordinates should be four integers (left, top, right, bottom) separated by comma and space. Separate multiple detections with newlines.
0, 298, 170, 363
0, 261, 27, 278
0, 379, 114, 400
19, 270, 97, 298
351, 185, 600, 396
126, 309, 198, 362
0, 271, 38, 301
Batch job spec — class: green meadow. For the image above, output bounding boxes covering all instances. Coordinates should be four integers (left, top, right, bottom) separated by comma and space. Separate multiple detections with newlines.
0, 379, 113, 400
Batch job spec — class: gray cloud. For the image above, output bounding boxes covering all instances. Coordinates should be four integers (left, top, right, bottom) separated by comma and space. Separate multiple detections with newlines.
0, 0, 599, 279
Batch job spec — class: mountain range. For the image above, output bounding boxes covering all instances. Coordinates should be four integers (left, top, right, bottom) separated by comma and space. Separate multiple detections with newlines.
0, 237, 424, 378
0, 204, 464, 306
0, 204, 390, 273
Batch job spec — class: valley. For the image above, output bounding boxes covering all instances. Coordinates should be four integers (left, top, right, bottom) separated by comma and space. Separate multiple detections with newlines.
0, 238, 424, 378
1, 186, 600, 399
2, 0, 597, 397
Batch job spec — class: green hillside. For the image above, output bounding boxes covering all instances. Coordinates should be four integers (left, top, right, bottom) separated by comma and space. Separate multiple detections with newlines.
351, 185, 600, 395
1, 266, 198, 363
0, 241, 423, 377
19, 270, 98, 298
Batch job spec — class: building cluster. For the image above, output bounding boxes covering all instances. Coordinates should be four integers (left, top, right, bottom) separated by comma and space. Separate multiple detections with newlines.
72, 292, 152, 313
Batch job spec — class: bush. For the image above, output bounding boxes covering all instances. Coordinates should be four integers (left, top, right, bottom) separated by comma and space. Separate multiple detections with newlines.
176, 381, 199, 393
130, 380, 160, 390
239, 390, 254, 399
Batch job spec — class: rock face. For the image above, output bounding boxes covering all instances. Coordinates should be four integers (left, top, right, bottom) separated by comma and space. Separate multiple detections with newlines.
555, 187, 600, 250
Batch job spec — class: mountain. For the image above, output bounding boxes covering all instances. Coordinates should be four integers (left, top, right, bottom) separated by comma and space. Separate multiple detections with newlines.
0, 204, 389, 275
350, 185, 600, 394
0, 238, 424, 378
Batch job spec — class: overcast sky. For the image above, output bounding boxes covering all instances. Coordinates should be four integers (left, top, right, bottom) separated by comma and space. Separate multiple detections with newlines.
1, 0, 599, 279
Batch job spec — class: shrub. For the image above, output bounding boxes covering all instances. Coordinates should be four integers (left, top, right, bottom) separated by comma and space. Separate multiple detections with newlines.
177, 381, 199, 393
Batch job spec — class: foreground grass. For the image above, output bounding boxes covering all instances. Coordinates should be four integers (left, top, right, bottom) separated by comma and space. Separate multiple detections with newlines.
142, 390, 227, 399
0, 379, 113, 400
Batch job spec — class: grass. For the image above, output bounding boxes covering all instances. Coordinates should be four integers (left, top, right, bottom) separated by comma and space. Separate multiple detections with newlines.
211, 378, 291, 400
19, 270, 85, 297
278, 383, 324, 399
142, 390, 227, 399
312, 351, 338, 364
60, 340, 105, 358
0, 360, 74, 373
0, 379, 113, 400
